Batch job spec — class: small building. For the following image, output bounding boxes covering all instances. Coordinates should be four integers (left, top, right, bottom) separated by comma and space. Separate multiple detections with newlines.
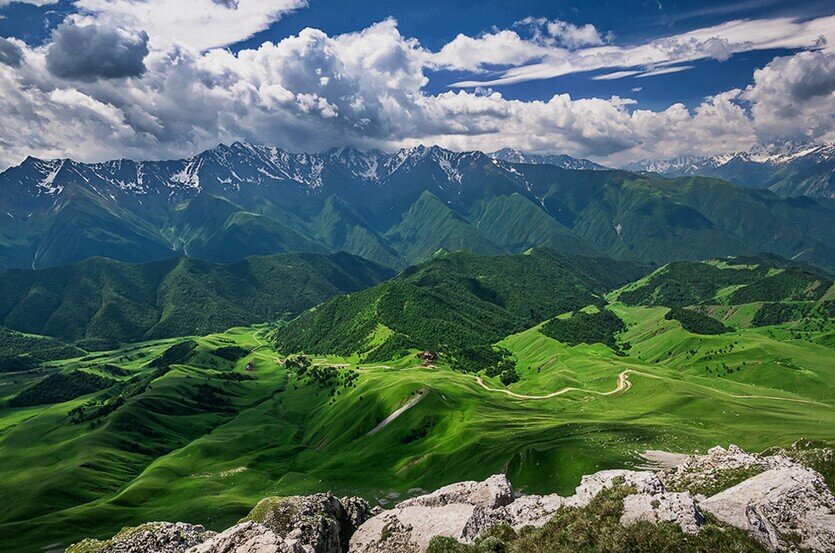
418, 351, 437, 366
245, 362, 254, 372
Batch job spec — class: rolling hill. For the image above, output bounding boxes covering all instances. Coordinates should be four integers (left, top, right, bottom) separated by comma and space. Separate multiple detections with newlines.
0, 251, 831, 552
275, 249, 648, 369
1, 143, 833, 272
0, 252, 393, 348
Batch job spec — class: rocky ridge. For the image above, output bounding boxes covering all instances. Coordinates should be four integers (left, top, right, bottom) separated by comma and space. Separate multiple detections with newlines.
67, 446, 835, 553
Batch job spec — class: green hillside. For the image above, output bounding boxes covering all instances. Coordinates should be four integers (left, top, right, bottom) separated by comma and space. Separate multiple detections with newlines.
276, 249, 647, 370
2, 148, 833, 273
0, 284, 831, 551
0, 252, 393, 347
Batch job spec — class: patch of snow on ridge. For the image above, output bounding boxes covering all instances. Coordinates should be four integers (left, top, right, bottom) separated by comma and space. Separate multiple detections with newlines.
37, 159, 65, 194
169, 158, 203, 189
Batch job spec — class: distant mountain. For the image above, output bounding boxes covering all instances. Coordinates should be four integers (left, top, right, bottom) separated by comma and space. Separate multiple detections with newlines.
489, 148, 607, 170
623, 141, 835, 199
0, 251, 393, 347
0, 142, 833, 272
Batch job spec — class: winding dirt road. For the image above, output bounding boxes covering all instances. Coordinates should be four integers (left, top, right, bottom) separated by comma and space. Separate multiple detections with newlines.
474, 369, 828, 406
474, 370, 632, 400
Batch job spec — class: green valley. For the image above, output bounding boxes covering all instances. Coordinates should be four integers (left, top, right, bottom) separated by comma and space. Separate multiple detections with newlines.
0, 251, 832, 552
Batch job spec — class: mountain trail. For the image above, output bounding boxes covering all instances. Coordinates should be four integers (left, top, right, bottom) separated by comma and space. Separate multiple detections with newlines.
474, 370, 631, 400
475, 369, 828, 406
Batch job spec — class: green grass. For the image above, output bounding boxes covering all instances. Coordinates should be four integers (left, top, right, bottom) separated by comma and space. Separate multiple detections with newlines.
0, 253, 833, 552
0, 306, 831, 552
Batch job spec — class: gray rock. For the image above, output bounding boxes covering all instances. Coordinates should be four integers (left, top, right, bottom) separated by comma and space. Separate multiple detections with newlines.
245, 493, 374, 553
504, 493, 564, 528
620, 492, 703, 534
566, 469, 664, 507
187, 521, 290, 553
396, 475, 515, 509
67, 522, 213, 553
349, 476, 517, 552
659, 445, 796, 495
699, 465, 835, 552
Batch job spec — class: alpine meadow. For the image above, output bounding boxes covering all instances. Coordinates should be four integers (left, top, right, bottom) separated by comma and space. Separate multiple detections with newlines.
0, 1, 834, 552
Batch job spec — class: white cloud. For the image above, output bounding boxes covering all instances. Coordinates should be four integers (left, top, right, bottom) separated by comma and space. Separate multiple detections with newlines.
517, 17, 608, 49
742, 50, 835, 142
447, 15, 835, 87
637, 65, 694, 78
0, 15, 832, 169
71, 0, 307, 51
0, 0, 57, 5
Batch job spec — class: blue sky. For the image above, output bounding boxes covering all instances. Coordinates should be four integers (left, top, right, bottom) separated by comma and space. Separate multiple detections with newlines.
0, 0, 833, 166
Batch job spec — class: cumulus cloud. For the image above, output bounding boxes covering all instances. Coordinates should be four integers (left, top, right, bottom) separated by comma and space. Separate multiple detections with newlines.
0, 37, 23, 67
46, 22, 149, 81
0, 15, 832, 168
0, 0, 56, 5
742, 50, 835, 141
517, 17, 609, 49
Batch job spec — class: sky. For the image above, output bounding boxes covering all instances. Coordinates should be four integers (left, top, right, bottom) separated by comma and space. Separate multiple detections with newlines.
0, 0, 833, 168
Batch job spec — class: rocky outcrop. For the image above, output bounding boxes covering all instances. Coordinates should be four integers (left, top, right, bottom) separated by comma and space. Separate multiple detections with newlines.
188, 521, 288, 553
67, 522, 213, 553
240, 493, 372, 553
349, 471, 677, 552
67, 446, 835, 553
700, 465, 835, 552
566, 469, 664, 507
349, 475, 515, 553
620, 492, 703, 534
659, 445, 796, 495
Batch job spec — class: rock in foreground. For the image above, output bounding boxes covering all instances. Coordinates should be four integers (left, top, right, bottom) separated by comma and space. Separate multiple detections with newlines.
67, 446, 835, 553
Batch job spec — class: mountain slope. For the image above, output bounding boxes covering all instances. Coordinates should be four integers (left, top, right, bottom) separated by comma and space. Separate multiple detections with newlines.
1, 143, 833, 271
0, 252, 394, 346
623, 141, 835, 199
489, 148, 607, 170
276, 249, 647, 368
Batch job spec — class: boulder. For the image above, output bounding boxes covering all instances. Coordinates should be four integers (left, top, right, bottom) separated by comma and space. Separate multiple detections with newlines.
244, 493, 375, 553
504, 493, 564, 528
659, 445, 796, 495
396, 475, 515, 510
699, 465, 835, 552
67, 522, 213, 553
187, 521, 290, 553
620, 492, 703, 534
566, 469, 664, 507
349, 476, 516, 553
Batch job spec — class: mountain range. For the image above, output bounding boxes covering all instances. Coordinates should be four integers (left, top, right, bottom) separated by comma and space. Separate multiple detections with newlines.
622, 141, 835, 199
488, 148, 606, 170
1, 142, 833, 272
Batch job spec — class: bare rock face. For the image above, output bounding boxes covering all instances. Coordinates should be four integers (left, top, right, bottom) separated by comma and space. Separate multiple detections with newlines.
395, 474, 515, 510
349, 475, 515, 553
67, 522, 214, 553
187, 521, 289, 553
243, 493, 376, 553
350, 470, 668, 552
68, 496, 375, 553
659, 445, 796, 494
620, 492, 703, 534
504, 493, 564, 528
699, 465, 835, 552
566, 469, 664, 508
